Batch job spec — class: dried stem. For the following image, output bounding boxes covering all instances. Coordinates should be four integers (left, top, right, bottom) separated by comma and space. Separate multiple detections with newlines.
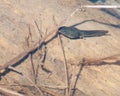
58, 34, 69, 96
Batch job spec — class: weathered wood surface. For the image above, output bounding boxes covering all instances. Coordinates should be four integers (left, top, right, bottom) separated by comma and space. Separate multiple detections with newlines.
0, 0, 120, 96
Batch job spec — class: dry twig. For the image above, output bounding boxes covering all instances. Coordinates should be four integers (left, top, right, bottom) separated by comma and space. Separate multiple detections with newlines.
58, 34, 69, 96
52, 15, 70, 96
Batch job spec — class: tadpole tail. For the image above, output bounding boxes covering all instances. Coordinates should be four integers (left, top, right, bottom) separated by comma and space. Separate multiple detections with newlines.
79, 30, 109, 37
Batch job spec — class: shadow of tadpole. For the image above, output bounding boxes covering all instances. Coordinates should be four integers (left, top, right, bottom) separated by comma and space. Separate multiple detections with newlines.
0, 53, 29, 79
101, 9, 120, 20
71, 19, 120, 29
0, 43, 44, 79
89, 0, 106, 3
58, 18, 120, 39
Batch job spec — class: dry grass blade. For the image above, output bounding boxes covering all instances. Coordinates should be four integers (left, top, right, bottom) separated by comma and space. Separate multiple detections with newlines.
28, 24, 33, 43
29, 54, 36, 83
0, 86, 24, 96
27, 25, 36, 83
8, 66, 44, 96
34, 20, 43, 38
39, 86, 63, 96
7, 66, 62, 96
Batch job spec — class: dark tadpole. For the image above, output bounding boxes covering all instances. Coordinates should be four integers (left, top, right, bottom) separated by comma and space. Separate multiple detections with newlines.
58, 26, 109, 39
58, 26, 81, 39
89, 0, 106, 3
